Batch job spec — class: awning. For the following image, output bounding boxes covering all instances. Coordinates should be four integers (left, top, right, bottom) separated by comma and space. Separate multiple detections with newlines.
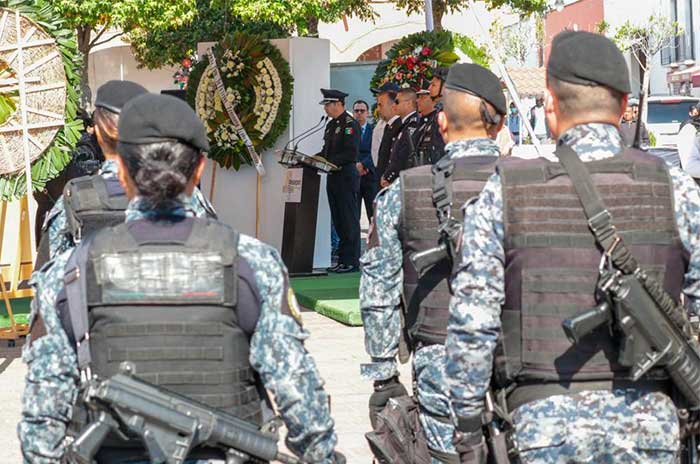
668, 65, 700, 87
506, 67, 546, 98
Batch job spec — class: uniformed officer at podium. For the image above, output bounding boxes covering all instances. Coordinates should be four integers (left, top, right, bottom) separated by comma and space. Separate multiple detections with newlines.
319, 88, 361, 273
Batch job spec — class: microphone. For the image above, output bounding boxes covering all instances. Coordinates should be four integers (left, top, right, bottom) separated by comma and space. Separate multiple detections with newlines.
294, 117, 328, 152
286, 116, 327, 151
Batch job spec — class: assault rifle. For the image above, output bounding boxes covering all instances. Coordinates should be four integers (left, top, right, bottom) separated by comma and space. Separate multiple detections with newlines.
562, 267, 700, 409
66, 362, 303, 464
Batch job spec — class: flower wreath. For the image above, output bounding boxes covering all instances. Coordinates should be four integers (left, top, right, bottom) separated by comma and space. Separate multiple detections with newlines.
0, 0, 82, 202
371, 31, 459, 91
186, 32, 293, 170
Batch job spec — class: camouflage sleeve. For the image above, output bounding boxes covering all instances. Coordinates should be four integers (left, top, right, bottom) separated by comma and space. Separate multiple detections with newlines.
668, 166, 700, 315
46, 197, 73, 259
359, 182, 403, 381
240, 235, 337, 463
18, 252, 80, 463
445, 173, 505, 420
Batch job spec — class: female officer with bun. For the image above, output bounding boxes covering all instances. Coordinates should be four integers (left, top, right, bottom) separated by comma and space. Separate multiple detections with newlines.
20, 93, 344, 464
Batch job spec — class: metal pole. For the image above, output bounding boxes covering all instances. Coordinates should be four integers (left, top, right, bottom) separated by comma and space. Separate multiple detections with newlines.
467, 0, 542, 155
425, 0, 434, 32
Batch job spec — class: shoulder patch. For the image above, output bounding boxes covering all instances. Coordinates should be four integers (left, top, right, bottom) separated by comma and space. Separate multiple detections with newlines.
345, 127, 354, 135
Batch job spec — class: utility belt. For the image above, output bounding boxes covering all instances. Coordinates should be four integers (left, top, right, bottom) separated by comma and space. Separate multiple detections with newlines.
503, 378, 671, 412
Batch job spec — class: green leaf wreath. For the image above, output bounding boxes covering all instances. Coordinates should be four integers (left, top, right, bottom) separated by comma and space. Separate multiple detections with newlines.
371, 30, 460, 91
186, 32, 293, 171
0, 0, 82, 201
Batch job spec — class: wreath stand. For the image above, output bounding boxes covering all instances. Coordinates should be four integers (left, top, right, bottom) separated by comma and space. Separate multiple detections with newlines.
0, 196, 31, 340
0, 8, 67, 341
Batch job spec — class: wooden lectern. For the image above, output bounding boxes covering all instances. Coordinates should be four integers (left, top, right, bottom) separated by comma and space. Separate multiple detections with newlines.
279, 149, 338, 276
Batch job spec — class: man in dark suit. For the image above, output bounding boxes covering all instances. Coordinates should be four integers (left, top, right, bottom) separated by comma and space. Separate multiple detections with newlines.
353, 99, 377, 219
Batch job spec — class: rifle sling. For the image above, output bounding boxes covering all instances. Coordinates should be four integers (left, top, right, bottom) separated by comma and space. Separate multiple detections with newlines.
554, 142, 639, 275
431, 156, 455, 237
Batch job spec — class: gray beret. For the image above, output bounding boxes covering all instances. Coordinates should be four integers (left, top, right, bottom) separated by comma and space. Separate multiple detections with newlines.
118, 93, 209, 152
547, 31, 631, 94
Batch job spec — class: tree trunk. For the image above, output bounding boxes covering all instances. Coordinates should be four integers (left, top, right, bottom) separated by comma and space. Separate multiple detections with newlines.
432, 0, 445, 31
633, 49, 650, 148
76, 25, 93, 111
306, 16, 319, 37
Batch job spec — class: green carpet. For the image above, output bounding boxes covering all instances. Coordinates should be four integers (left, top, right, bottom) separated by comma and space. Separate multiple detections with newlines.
0, 297, 31, 328
291, 272, 362, 326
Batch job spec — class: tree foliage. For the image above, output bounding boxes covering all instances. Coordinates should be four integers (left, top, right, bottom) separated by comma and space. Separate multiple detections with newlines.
129, 0, 288, 69
46, 0, 198, 105
612, 15, 680, 72
47, 0, 197, 34
394, 0, 547, 31
453, 33, 490, 67
600, 14, 681, 125
221, 0, 377, 36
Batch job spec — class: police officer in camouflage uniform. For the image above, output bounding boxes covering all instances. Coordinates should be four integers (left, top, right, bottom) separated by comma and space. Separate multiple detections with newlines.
36, 80, 215, 269
19, 94, 342, 463
445, 31, 700, 463
360, 63, 506, 463
412, 67, 447, 166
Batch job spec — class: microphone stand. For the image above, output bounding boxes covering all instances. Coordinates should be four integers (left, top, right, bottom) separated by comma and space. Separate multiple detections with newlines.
285, 116, 327, 152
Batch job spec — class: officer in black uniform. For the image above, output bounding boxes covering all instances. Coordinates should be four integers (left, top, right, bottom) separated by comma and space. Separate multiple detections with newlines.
412, 67, 448, 166
381, 88, 419, 186
372, 82, 402, 186
319, 88, 361, 272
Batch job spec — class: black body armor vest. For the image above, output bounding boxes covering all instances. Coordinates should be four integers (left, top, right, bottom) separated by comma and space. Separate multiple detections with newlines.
495, 149, 688, 393
69, 217, 262, 461
399, 155, 498, 347
64, 175, 129, 243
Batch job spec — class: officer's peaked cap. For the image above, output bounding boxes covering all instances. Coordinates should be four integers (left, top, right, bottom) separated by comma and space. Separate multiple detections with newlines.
319, 88, 348, 104
371, 82, 401, 95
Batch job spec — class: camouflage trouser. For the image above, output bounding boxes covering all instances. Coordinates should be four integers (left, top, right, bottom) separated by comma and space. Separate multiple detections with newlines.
511, 389, 679, 464
414, 345, 457, 462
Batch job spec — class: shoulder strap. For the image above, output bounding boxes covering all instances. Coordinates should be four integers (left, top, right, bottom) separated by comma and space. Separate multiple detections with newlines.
554, 142, 639, 274
63, 234, 96, 378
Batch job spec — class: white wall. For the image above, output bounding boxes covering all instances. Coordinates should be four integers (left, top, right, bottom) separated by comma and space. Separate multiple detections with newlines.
88, 43, 180, 99
318, 1, 501, 63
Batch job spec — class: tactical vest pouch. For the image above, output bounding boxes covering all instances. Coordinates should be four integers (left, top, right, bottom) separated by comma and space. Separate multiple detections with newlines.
365, 395, 432, 464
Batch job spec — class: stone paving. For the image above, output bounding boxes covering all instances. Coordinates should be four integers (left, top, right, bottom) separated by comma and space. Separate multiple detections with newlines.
0, 311, 410, 463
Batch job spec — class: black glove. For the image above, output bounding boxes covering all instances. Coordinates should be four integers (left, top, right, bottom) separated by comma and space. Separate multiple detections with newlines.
368, 376, 408, 429
453, 415, 487, 464
332, 451, 346, 464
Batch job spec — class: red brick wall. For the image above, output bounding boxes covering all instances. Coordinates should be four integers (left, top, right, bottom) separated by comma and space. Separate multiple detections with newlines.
544, 0, 605, 64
